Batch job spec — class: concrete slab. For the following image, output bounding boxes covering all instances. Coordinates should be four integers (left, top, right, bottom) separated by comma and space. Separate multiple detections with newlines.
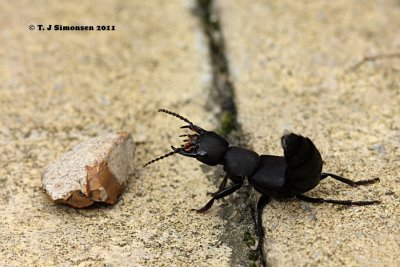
0, 1, 235, 266
218, 0, 400, 266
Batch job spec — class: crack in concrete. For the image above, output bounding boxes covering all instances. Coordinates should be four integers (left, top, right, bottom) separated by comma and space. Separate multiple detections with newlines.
193, 1, 264, 266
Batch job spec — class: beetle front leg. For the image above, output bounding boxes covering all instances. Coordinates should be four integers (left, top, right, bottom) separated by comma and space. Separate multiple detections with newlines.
207, 174, 229, 196
193, 181, 243, 213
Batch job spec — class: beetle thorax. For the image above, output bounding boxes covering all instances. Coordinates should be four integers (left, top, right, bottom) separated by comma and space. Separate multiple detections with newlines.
223, 146, 261, 176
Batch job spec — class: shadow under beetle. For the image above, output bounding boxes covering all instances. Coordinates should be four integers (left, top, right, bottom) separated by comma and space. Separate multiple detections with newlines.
144, 109, 380, 255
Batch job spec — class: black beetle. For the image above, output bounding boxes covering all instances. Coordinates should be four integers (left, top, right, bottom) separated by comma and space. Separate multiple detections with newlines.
144, 109, 380, 254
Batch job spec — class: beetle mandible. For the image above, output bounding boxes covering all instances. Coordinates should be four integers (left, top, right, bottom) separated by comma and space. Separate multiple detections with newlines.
144, 109, 380, 249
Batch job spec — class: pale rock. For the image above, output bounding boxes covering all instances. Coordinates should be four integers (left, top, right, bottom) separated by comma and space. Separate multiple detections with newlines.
42, 131, 135, 208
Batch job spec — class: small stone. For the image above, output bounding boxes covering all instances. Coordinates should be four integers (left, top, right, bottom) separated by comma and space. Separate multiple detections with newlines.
42, 131, 135, 208
371, 144, 386, 154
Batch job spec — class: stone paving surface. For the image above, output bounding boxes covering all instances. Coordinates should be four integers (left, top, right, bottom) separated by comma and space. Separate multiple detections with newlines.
218, 0, 400, 266
0, 1, 233, 266
2, 1, 400, 266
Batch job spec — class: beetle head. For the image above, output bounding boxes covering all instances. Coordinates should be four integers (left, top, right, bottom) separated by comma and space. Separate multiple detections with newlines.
143, 109, 229, 167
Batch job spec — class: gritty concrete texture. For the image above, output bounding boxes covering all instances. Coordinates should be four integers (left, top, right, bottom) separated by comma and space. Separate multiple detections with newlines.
0, 1, 235, 266
218, 0, 400, 266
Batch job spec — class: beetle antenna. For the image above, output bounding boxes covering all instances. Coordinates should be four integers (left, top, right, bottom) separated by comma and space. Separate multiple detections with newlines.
143, 150, 177, 167
158, 108, 193, 125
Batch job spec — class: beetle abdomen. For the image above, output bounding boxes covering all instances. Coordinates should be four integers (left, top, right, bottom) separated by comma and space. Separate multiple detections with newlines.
248, 155, 287, 197
281, 133, 323, 194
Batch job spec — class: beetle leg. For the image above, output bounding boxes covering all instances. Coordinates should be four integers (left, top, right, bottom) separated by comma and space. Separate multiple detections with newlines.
256, 194, 270, 267
320, 172, 380, 187
192, 181, 243, 213
256, 195, 271, 238
296, 194, 381, 205
207, 173, 229, 196
218, 174, 229, 191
